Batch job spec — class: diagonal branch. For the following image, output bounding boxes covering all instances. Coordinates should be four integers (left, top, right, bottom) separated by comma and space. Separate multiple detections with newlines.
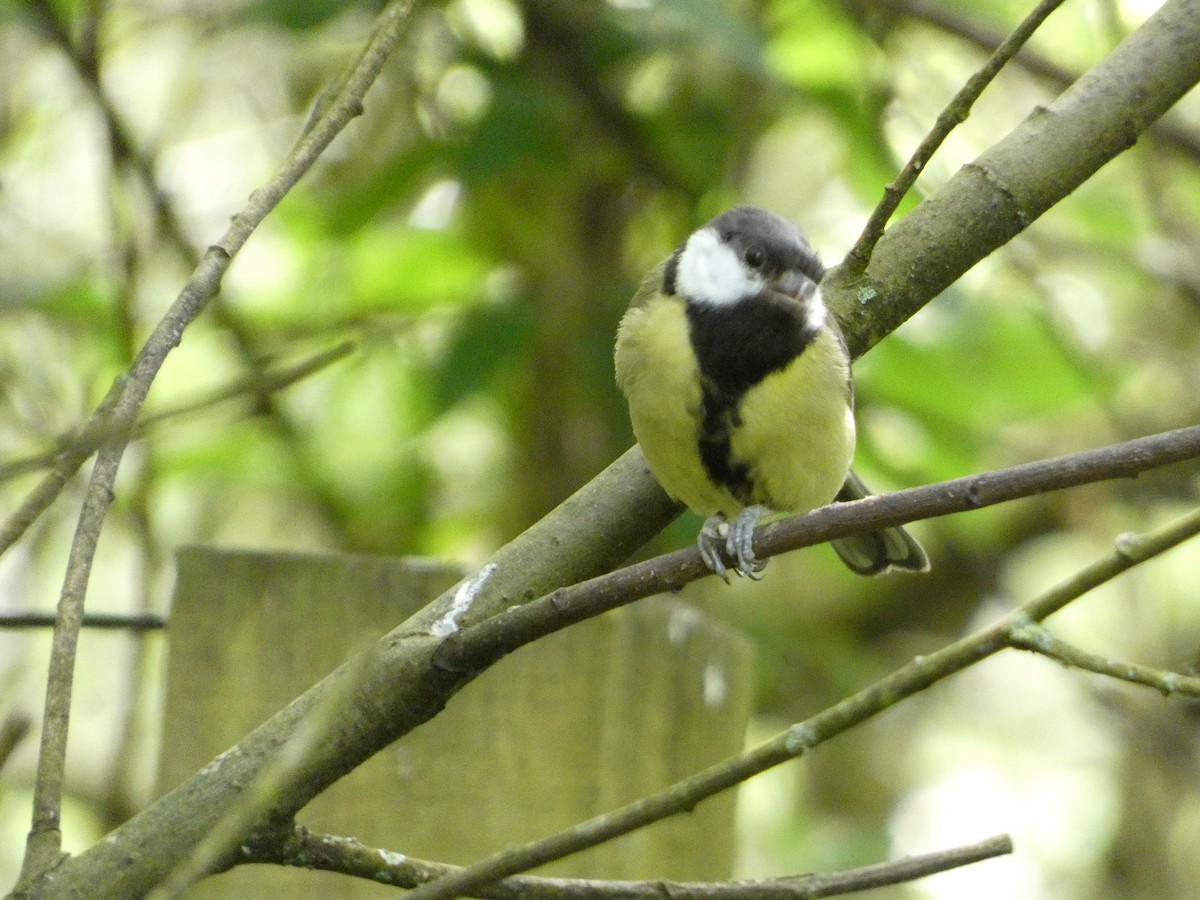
0, 341, 355, 485
12, 1, 1200, 894
826, 0, 1200, 358
18, 424, 1198, 898
144, 643, 378, 900
865, 0, 1200, 160
843, 0, 1070, 270
402, 504, 1200, 900
434, 424, 1200, 673
22, 0, 359, 536
1008, 619, 1200, 698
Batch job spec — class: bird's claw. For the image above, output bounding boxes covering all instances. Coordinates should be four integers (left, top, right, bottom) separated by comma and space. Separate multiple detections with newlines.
699, 507, 769, 581
698, 514, 731, 582
728, 506, 768, 580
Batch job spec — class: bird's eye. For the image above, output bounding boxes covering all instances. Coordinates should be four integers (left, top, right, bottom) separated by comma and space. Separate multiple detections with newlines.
743, 246, 766, 269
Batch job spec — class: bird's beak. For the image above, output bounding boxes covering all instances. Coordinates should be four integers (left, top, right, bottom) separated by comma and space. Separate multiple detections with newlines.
773, 269, 817, 302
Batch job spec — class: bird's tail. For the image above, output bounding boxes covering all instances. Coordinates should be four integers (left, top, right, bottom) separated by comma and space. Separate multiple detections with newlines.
830, 470, 929, 576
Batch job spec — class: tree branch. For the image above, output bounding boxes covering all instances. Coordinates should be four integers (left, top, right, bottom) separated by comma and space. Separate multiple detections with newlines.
0, 612, 165, 632
22, 0, 359, 537
13, 0, 420, 888
844, 0, 1070, 270
435, 424, 1200, 673
861, 0, 1200, 160
1008, 618, 1200, 698
15, 422, 1196, 899
11, 1, 1200, 894
826, 0, 1200, 358
24, 0, 188, 252
247, 826, 1012, 899
0, 341, 355, 485
401, 504, 1200, 900
144, 644, 377, 900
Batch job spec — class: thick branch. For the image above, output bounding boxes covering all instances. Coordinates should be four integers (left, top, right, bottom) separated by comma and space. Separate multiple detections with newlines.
144, 647, 376, 900
844, 0, 1069, 269
826, 0, 1200, 357
14, 424, 1196, 899
11, 1, 1200, 894
9, 446, 678, 899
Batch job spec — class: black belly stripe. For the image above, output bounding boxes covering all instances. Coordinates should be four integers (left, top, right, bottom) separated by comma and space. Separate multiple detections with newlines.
697, 378, 753, 503
685, 294, 819, 501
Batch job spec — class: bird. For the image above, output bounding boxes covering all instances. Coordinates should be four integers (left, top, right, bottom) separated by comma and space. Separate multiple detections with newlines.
614, 205, 929, 580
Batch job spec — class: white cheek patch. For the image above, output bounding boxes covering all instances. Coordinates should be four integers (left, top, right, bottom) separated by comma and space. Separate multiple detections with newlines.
675, 228, 763, 306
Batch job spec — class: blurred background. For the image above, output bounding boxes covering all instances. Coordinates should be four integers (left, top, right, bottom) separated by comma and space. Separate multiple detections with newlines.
2, 0, 1200, 897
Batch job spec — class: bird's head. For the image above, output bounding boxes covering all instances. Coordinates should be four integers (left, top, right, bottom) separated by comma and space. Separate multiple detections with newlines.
668, 206, 826, 318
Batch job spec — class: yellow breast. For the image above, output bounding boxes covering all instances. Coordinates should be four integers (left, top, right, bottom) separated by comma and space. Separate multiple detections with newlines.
616, 293, 733, 514
732, 326, 855, 514
616, 291, 855, 518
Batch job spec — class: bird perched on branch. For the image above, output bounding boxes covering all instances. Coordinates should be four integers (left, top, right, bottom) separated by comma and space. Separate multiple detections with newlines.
615, 205, 929, 580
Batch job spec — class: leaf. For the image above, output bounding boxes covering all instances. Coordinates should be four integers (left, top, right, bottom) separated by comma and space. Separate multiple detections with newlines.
428, 300, 532, 413
347, 225, 493, 313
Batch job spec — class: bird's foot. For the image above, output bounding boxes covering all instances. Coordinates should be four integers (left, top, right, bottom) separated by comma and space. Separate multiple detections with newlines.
699, 506, 770, 581
698, 513, 732, 582
727, 505, 768, 579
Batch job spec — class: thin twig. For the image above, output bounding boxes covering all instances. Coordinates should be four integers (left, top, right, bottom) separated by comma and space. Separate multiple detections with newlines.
866, 0, 1200, 159
0, 341, 356, 485
755, 426, 1200, 566
0, 612, 165, 631
146, 642, 378, 900
21, 436, 128, 880
26, 0, 349, 532
251, 827, 1011, 899
12, 1, 1200, 895
14, 431, 1200, 898
843, 0, 1069, 271
15, 0, 418, 885
1008, 618, 1200, 698
791, 834, 1012, 898
0, 376, 126, 559
404, 505, 1200, 900
433, 424, 1200, 673
25, 0, 186, 249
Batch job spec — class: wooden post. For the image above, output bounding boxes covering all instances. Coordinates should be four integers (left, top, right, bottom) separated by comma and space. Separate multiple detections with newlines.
157, 547, 754, 898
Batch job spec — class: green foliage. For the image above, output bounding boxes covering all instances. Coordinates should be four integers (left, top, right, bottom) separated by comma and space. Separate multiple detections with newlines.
240, 0, 374, 30
2, 0, 1200, 897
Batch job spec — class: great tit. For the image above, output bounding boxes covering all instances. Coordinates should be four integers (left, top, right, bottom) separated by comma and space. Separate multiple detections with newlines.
614, 205, 929, 580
